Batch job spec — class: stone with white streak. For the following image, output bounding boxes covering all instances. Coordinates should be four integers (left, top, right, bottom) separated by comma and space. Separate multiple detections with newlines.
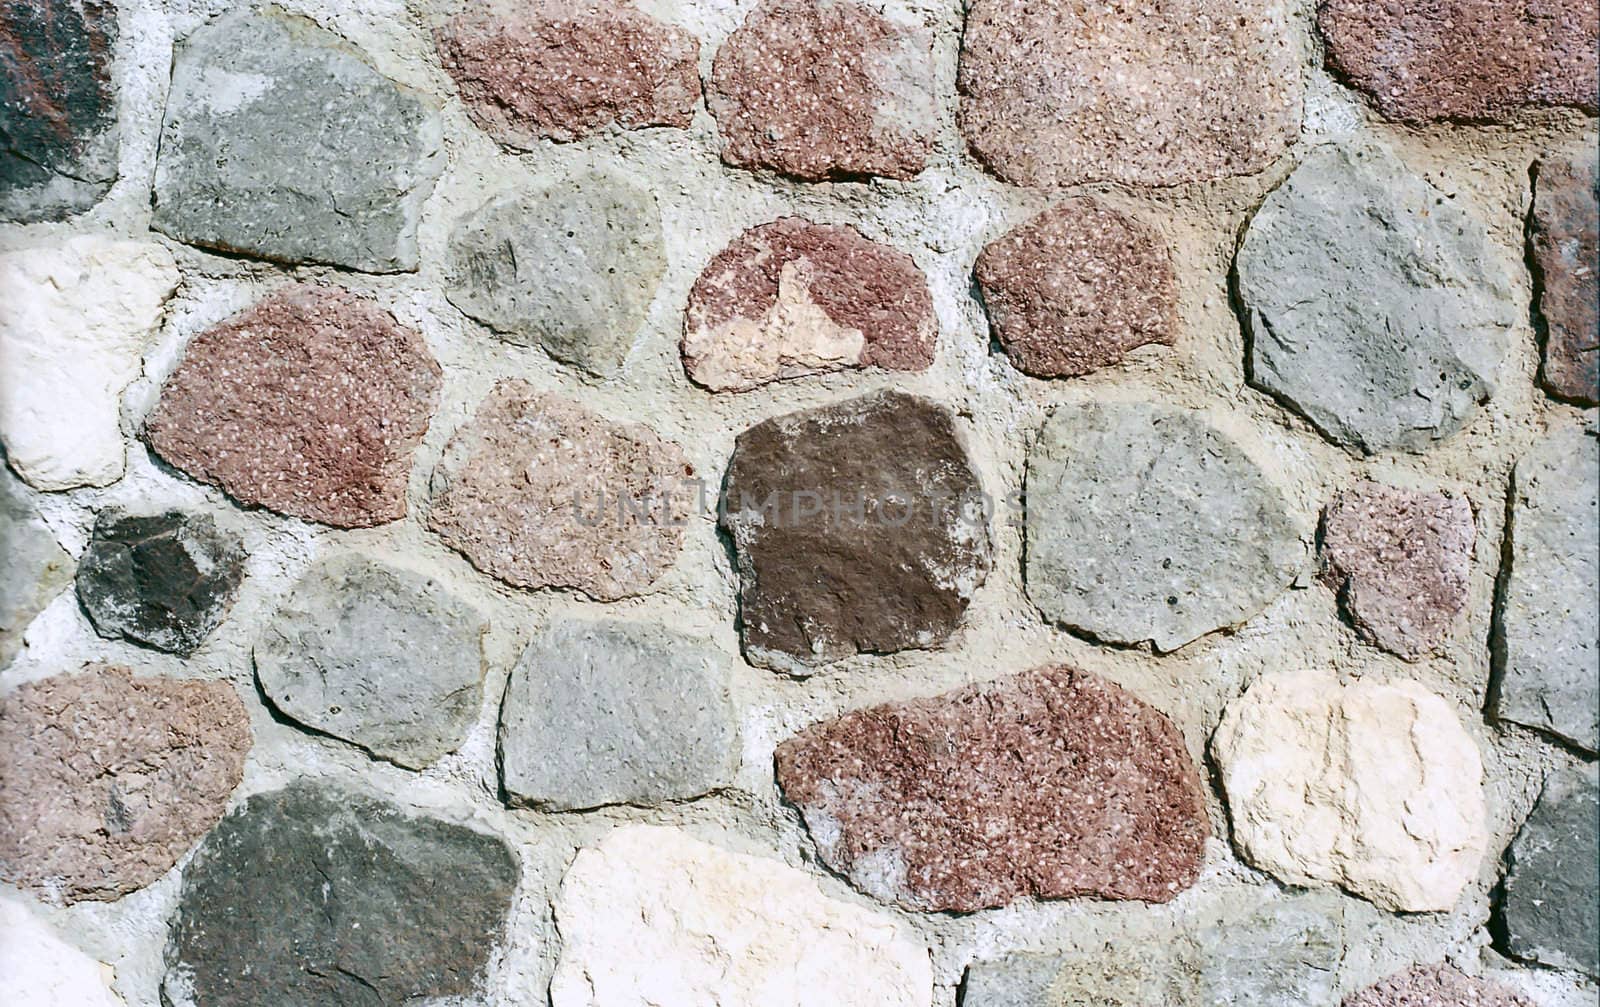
0, 897, 122, 1007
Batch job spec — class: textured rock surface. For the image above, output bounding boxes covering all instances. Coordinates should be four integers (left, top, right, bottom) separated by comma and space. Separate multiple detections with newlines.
255, 555, 486, 770
958, 0, 1301, 187
0, 236, 179, 490
163, 782, 518, 1007
549, 825, 932, 1007
682, 216, 936, 391
429, 381, 692, 601
1499, 763, 1599, 978
1214, 672, 1488, 912
975, 199, 1176, 378
1532, 150, 1599, 405
0, 897, 123, 1007
76, 509, 247, 656
500, 621, 736, 811
144, 284, 442, 528
708, 0, 935, 181
152, 9, 443, 271
445, 173, 665, 377
1237, 144, 1517, 454
721, 390, 990, 673
0, 469, 74, 667
1344, 964, 1535, 1007
1319, 0, 1599, 123
775, 665, 1209, 912
1494, 422, 1600, 752
1320, 482, 1474, 660
1025, 401, 1303, 651
0, 665, 250, 902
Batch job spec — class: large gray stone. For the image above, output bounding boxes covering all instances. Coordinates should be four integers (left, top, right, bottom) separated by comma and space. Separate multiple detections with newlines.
1500, 763, 1599, 978
152, 9, 443, 272
0, 468, 73, 666
499, 621, 737, 811
1236, 143, 1517, 454
1024, 401, 1304, 651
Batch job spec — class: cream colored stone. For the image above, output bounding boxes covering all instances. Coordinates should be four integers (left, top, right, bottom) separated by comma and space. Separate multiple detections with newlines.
0, 897, 123, 1006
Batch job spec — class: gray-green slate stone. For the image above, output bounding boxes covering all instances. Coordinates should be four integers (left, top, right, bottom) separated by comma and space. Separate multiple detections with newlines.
0, 468, 74, 666
1500, 763, 1599, 978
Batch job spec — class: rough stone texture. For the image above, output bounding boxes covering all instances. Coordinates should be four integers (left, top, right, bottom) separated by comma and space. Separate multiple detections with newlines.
1343, 964, 1535, 1007
499, 620, 737, 811
720, 390, 991, 674
708, 0, 935, 181
1319, 0, 1599, 123
1494, 422, 1600, 752
1531, 149, 1599, 405
549, 824, 932, 1007
436, 1, 700, 147
1237, 143, 1518, 454
975, 199, 1177, 378
0, 0, 119, 222
445, 172, 665, 377
428, 381, 692, 601
0, 665, 250, 903
774, 665, 1209, 912
144, 284, 442, 528
0, 468, 74, 667
0, 236, 179, 491
76, 509, 247, 656
0, 897, 123, 1007
151, 9, 443, 272
162, 782, 518, 1007
1320, 482, 1475, 660
1499, 763, 1599, 978
682, 216, 936, 391
255, 555, 486, 770
958, 0, 1302, 187
1024, 401, 1303, 651
1213, 671, 1488, 912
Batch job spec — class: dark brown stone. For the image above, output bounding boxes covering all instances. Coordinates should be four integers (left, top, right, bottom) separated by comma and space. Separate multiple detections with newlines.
1343, 964, 1534, 1007
144, 284, 442, 528
1533, 150, 1599, 405
774, 665, 1210, 912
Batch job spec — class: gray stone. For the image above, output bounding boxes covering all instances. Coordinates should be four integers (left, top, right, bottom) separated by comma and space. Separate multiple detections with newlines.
255, 555, 487, 770
1024, 401, 1304, 651
1236, 143, 1517, 454
1500, 763, 1599, 978
0, 468, 73, 666
1494, 422, 1599, 752
499, 621, 737, 811
445, 172, 665, 377
152, 9, 443, 272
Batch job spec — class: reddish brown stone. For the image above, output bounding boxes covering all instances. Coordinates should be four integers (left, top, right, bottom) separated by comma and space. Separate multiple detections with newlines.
1533, 150, 1599, 405
436, 1, 700, 147
774, 665, 1209, 912
144, 284, 442, 529
1319, 0, 1599, 123
682, 217, 936, 391
1343, 964, 1534, 1007
975, 199, 1177, 378
708, 0, 935, 181
0, 665, 250, 903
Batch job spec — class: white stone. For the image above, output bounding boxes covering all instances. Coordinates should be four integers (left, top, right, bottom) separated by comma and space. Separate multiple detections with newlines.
0, 897, 123, 1006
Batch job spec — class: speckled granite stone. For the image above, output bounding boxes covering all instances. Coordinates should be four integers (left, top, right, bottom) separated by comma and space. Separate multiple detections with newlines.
1499, 763, 1599, 977
0, 469, 74, 667
1532, 149, 1599, 405
1343, 964, 1534, 1006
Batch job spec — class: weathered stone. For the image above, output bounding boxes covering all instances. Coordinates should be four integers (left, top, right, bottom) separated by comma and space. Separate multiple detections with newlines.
0, 897, 122, 1007
720, 390, 990, 674
1213, 672, 1488, 912
774, 665, 1209, 912
1494, 422, 1600, 752
255, 555, 486, 770
1499, 763, 1599, 978
76, 509, 246, 656
163, 782, 518, 1007
550, 824, 932, 1007
1321, 482, 1474, 660
0, 469, 74, 667
975, 199, 1177, 378
1024, 401, 1303, 651
708, 0, 935, 181
1343, 964, 1535, 1007
957, 0, 1302, 187
1319, 0, 1598, 123
682, 216, 936, 391
1532, 150, 1599, 405
152, 9, 443, 272
436, 1, 700, 146
1237, 143, 1518, 454
500, 621, 736, 811
0, 665, 250, 903
0, 0, 119, 222
429, 381, 692, 601
445, 172, 665, 377
144, 284, 442, 528
0, 236, 179, 490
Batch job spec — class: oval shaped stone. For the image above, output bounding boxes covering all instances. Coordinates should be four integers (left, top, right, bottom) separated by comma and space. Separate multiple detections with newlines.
1532, 149, 1599, 406
1345, 964, 1534, 1007
1499, 763, 1599, 978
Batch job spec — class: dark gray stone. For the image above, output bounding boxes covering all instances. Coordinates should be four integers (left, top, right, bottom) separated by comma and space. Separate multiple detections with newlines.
0, 468, 74, 666
1500, 763, 1599, 978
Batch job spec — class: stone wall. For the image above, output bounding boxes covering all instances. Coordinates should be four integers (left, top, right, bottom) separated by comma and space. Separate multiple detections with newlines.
1, 1, 1596, 1005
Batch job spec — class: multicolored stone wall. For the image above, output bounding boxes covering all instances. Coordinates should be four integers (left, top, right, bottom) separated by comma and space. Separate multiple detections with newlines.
0, 1, 1596, 1005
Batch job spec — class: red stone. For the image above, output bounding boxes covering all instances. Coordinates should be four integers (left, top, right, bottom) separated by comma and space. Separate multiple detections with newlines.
1532, 150, 1599, 405
1343, 964, 1534, 1007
